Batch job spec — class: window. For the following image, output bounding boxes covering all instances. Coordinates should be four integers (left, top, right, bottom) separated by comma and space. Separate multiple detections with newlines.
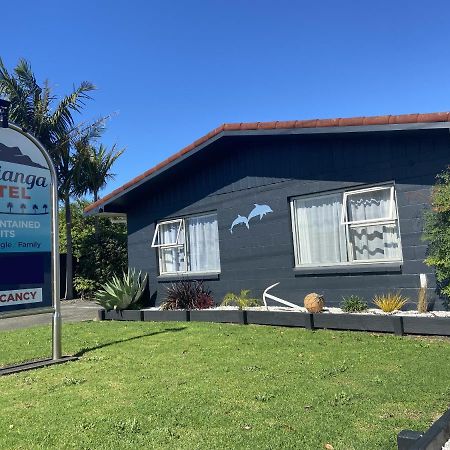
291, 185, 402, 267
152, 213, 220, 275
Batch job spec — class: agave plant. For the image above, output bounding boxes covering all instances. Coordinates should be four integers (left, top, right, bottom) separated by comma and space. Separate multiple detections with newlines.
94, 269, 148, 311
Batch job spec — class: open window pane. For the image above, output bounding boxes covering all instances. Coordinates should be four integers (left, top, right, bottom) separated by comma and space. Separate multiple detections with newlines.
159, 246, 186, 273
187, 214, 220, 272
152, 220, 183, 247
346, 188, 392, 223
349, 223, 401, 261
294, 193, 347, 265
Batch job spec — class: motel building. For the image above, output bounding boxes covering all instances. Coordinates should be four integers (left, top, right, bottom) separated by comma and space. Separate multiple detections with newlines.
84, 112, 450, 310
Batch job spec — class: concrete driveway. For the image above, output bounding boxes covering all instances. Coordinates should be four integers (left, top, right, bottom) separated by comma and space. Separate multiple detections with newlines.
0, 300, 102, 332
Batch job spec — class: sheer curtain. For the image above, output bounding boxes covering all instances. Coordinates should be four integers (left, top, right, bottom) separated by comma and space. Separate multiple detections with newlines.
347, 189, 400, 261
294, 193, 347, 265
187, 214, 220, 272
159, 222, 185, 273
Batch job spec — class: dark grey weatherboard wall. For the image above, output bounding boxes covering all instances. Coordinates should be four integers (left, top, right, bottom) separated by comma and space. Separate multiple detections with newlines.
126, 129, 450, 309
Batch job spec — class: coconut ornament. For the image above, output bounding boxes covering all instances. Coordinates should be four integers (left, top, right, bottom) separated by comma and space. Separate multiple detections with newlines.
304, 293, 324, 313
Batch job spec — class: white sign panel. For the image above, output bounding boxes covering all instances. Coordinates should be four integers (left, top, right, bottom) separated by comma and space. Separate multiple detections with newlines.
0, 288, 43, 306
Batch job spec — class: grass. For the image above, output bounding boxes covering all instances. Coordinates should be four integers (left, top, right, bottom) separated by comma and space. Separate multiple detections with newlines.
0, 322, 449, 449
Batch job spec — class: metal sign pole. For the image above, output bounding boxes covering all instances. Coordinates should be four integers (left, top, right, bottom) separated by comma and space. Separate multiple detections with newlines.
50, 143, 61, 360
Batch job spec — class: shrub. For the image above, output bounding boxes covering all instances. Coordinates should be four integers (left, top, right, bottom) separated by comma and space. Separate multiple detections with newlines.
162, 280, 214, 310
221, 290, 261, 310
59, 199, 128, 299
94, 269, 148, 311
423, 166, 450, 306
73, 277, 97, 300
373, 292, 408, 313
340, 295, 368, 313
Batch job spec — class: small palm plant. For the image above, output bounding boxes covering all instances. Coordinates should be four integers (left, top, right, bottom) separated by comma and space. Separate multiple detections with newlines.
94, 269, 148, 311
373, 292, 408, 313
221, 289, 261, 310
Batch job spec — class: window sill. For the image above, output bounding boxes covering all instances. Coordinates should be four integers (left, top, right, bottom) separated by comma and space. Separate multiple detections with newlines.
157, 272, 220, 282
293, 262, 402, 276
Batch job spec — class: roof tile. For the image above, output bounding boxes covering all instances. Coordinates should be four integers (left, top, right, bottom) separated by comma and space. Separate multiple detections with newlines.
85, 111, 450, 213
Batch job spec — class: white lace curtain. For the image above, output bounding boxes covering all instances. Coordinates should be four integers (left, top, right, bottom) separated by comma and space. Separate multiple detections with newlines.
159, 222, 185, 273
158, 214, 220, 273
187, 215, 220, 272
294, 193, 347, 265
294, 188, 401, 265
347, 189, 400, 261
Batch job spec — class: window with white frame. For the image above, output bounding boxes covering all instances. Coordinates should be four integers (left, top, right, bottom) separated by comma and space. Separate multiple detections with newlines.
151, 213, 220, 275
290, 185, 402, 267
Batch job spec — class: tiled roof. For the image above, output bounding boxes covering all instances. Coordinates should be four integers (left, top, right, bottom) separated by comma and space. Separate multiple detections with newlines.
84, 111, 450, 213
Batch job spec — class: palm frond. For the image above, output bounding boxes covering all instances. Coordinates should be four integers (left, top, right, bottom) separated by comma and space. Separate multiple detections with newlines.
50, 81, 96, 139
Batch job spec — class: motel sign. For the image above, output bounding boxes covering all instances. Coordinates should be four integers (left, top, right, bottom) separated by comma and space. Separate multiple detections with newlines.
0, 121, 61, 361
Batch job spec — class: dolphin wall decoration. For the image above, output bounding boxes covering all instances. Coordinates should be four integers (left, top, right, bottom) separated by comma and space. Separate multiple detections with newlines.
229, 203, 273, 234
247, 203, 273, 222
230, 214, 249, 233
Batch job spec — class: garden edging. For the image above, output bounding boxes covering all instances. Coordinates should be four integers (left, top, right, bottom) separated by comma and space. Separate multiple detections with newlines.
397, 406, 450, 450
99, 309, 450, 337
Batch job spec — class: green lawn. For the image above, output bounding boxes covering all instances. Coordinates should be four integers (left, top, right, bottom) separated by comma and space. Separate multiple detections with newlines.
0, 321, 449, 450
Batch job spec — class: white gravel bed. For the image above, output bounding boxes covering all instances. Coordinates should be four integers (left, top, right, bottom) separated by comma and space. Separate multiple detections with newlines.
142, 305, 450, 317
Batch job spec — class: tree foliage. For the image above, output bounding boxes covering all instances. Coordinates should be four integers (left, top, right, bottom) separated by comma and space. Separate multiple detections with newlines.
1, 58, 122, 299
0, 57, 95, 159
75, 143, 124, 202
59, 200, 127, 299
423, 166, 450, 302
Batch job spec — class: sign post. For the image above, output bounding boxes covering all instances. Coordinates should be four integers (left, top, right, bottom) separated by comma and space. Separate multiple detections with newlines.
0, 121, 66, 371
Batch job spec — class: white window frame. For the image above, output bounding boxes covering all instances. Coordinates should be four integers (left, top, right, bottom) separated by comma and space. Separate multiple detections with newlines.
291, 185, 402, 268
151, 213, 220, 275
151, 218, 183, 248
341, 185, 396, 226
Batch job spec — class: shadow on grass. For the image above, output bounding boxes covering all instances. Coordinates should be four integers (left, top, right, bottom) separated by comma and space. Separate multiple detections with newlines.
74, 327, 187, 357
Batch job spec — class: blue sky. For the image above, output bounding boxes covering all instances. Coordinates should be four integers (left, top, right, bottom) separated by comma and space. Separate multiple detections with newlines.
2, 1, 450, 197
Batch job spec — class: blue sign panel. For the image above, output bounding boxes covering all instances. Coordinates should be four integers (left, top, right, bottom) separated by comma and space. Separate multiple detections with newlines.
0, 128, 53, 312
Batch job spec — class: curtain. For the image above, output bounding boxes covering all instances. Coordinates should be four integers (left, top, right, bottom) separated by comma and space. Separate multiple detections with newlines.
347, 188, 391, 222
187, 214, 220, 272
159, 222, 185, 273
347, 189, 400, 261
294, 193, 347, 265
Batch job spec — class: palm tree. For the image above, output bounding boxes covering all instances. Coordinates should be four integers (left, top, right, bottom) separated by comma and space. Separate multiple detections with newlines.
77, 144, 124, 203
75, 143, 124, 236
42, 204, 48, 214
20, 203, 26, 214
7, 202, 13, 213
32, 204, 38, 214
0, 58, 96, 300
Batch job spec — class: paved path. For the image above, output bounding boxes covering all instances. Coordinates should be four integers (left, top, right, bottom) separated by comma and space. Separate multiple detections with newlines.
0, 300, 102, 332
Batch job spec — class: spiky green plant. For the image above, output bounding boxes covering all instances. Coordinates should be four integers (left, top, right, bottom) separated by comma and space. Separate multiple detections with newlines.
221, 290, 261, 310
94, 269, 148, 311
340, 295, 368, 313
373, 292, 408, 313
